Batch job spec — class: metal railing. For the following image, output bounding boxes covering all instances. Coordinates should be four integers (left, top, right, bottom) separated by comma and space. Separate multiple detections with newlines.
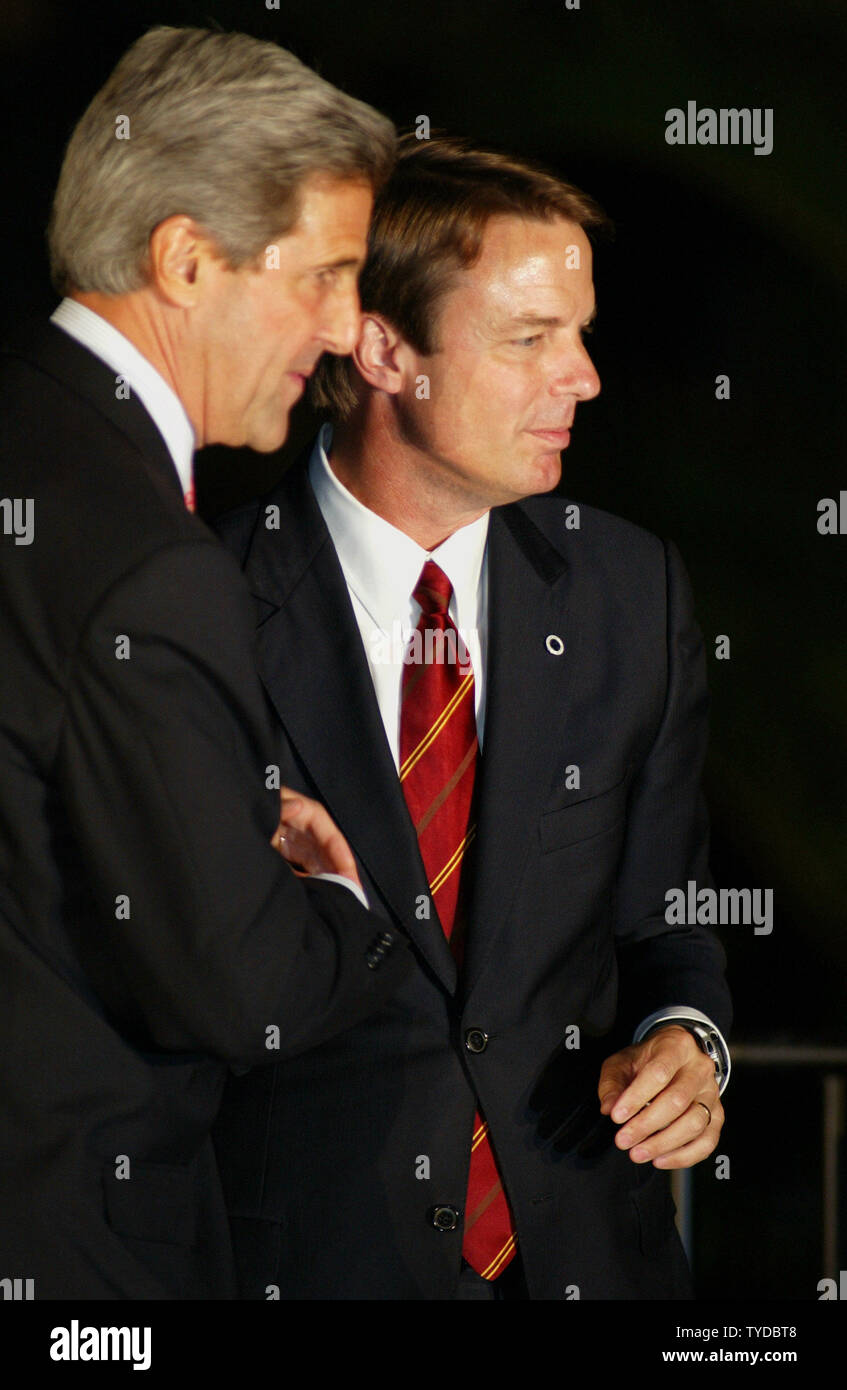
672, 1045, 847, 1278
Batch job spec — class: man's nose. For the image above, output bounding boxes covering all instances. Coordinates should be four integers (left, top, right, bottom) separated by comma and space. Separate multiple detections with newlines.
550, 338, 601, 402
319, 282, 361, 356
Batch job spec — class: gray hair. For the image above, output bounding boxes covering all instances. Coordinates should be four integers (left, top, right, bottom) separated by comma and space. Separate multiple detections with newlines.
48, 26, 395, 295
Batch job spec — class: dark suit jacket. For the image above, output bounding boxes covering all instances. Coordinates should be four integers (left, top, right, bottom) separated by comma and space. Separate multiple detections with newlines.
0, 325, 408, 1299
213, 446, 732, 1300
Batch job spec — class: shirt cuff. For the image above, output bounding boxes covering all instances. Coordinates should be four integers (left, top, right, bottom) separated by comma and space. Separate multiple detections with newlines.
314, 871, 370, 911
633, 1006, 731, 1095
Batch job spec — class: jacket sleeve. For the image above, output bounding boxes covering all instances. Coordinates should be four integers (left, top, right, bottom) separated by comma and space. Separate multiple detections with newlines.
57, 536, 409, 1065
612, 538, 732, 1039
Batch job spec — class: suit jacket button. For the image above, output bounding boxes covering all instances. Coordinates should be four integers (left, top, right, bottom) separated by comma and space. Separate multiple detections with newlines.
430, 1205, 461, 1232
465, 1028, 489, 1054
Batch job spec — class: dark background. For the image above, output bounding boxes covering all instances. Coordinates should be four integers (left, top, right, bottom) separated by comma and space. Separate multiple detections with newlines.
2, 0, 844, 1299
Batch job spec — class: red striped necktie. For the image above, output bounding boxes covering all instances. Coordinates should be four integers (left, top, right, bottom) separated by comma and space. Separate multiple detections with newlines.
399, 559, 516, 1280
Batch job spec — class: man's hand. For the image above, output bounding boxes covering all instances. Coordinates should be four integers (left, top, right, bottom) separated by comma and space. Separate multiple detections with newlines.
272, 787, 363, 890
598, 1025, 723, 1169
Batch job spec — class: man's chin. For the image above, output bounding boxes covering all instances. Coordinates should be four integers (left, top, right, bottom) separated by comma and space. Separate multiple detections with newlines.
248, 414, 291, 454
527, 449, 563, 494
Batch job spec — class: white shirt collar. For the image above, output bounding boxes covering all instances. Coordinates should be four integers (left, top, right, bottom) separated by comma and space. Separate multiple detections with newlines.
50, 298, 195, 500
308, 422, 489, 634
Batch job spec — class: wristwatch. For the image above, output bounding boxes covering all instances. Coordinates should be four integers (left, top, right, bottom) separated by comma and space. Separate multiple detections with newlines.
634, 1008, 731, 1094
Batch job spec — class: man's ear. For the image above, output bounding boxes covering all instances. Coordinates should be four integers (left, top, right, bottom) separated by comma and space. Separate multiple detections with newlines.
147, 215, 222, 308
352, 314, 408, 396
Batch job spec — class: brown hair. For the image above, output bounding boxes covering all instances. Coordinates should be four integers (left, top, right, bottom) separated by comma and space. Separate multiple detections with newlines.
311, 133, 611, 418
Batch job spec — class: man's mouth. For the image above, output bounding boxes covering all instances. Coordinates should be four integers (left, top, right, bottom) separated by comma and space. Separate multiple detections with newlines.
287, 360, 320, 390
527, 427, 572, 447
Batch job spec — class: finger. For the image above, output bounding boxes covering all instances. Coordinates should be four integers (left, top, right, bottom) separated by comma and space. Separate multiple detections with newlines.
616, 1067, 718, 1148
609, 1058, 684, 1125
598, 1054, 635, 1115
279, 802, 356, 878
282, 812, 357, 879
272, 823, 323, 875
279, 794, 345, 852
277, 800, 362, 884
599, 1091, 622, 1117
650, 1122, 723, 1169
319, 829, 361, 884
279, 790, 326, 837
278, 794, 315, 832
625, 1099, 722, 1163
611, 1045, 714, 1126
616, 1079, 708, 1147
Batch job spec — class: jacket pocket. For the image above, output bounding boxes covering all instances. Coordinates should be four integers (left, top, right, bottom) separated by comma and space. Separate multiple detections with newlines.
102, 1159, 196, 1248
539, 770, 630, 853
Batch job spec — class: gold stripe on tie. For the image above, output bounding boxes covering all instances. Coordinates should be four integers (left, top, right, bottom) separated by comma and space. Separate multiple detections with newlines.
428, 826, 476, 896
471, 1121, 489, 1153
399, 672, 474, 781
481, 1233, 517, 1281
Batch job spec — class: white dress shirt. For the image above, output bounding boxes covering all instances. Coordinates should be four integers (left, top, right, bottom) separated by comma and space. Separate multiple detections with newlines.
309, 422, 489, 767
309, 424, 730, 1090
50, 298, 195, 501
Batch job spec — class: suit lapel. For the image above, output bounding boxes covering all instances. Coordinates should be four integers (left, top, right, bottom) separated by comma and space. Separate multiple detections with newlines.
243, 459, 457, 992
462, 503, 577, 997
3, 320, 185, 505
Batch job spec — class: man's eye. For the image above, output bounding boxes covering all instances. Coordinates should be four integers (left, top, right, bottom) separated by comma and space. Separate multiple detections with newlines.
317, 268, 339, 285
513, 334, 542, 347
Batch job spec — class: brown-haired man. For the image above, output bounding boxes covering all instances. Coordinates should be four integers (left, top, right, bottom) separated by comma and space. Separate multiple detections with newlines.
214, 136, 731, 1300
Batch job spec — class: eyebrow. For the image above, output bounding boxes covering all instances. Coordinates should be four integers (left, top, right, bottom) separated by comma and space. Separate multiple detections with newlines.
313, 255, 364, 272
505, 306, 598, 330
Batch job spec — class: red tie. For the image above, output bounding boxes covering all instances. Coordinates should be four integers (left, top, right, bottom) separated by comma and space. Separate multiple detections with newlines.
184, 481, 196, 512
399, 560, 516, 1280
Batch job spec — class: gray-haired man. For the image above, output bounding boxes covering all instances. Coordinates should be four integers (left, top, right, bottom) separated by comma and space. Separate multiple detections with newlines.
0, 27, 409, 1299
